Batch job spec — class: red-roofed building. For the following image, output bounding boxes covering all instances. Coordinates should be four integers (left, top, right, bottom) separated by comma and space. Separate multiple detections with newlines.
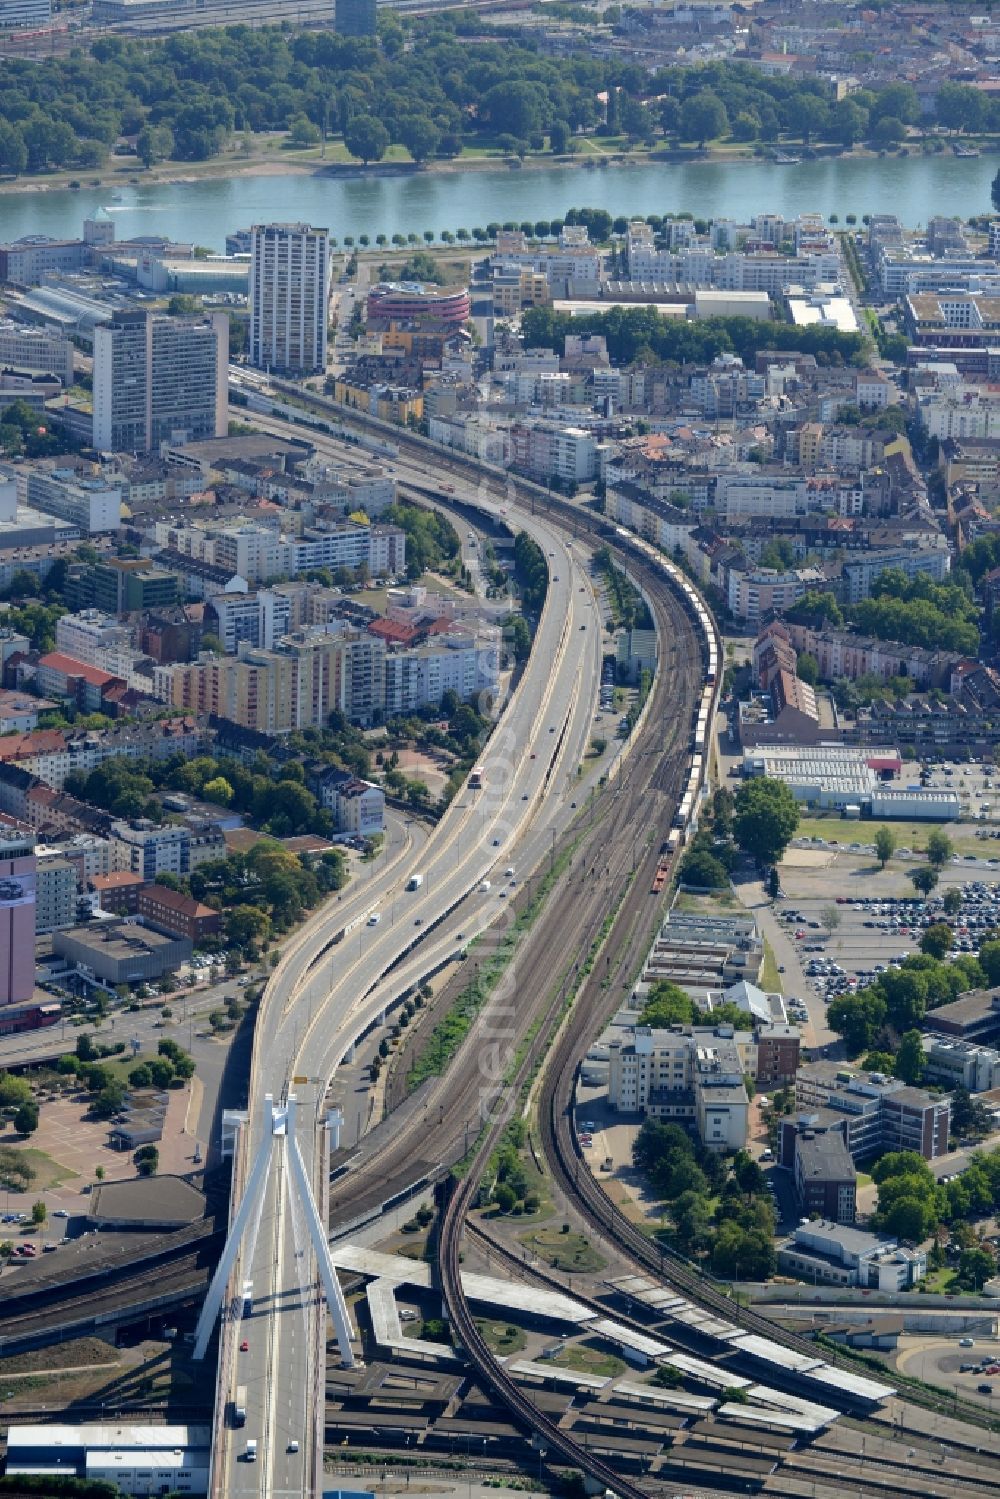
368, 619, 420, 647
36, 653, 125, 713
90, 870, 146, 915
138, 884, 221, 943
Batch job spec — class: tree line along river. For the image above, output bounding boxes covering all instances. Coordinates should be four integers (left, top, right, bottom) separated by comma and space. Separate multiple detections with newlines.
2, 151, 997, 251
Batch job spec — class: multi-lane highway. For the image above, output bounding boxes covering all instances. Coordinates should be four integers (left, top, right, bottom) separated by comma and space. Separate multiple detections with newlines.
213, 426, 607, 1498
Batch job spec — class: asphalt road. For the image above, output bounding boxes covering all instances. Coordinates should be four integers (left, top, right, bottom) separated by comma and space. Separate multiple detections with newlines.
219, 424, 605, 1499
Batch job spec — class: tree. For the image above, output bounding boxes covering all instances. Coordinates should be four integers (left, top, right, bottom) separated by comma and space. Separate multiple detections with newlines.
493, 1181, 516, 1213
796, 653, 819, 687
827, 989, 887, 1055
287, 112, 321, 147
910, 865, 939, 897
874, 826, 895, 869
203, 776, 234, 806
959, 1245, 996, 1291
344, 115, 389, 164
136, 123, 173, 167
937, 82, 988, 135
920, 922, 953, 960
76, 1031, 97, 1063
832, 97, 868, 148
13, 1100, 39, 1136
682, 89, 728, 145
894, 1029, 926, 1085
397, 113, 440, 164
31, 1199, 46, 1225
640, 981, 697, 1029
733, 777, 799, 866
129, 1064, 152, 1088
679, 848, 729, 889
549, 119, 570, 154
872, 116, 906, 148
926, 829, 953, 868
943, 886, 963, 917
822, 904, 840, 935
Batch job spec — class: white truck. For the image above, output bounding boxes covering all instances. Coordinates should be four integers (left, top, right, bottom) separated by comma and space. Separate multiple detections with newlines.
407, 873, 424, 891
245, 1439, 258, 1463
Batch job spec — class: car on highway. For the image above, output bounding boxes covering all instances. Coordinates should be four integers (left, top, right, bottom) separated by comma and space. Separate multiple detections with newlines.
978, 1384, 994, 1395
53, 1209, 69, 1218
367, 913, 381, 926
960, 1337, 975, 1347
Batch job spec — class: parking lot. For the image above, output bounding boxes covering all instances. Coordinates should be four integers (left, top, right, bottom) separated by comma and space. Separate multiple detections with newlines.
896, 1335, 1000, 1409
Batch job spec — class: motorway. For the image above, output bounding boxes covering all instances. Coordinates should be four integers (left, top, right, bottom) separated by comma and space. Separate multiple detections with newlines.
217, 416, 608, 1499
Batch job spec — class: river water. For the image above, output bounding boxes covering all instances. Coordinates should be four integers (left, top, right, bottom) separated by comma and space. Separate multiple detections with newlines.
1, 151, 996, 251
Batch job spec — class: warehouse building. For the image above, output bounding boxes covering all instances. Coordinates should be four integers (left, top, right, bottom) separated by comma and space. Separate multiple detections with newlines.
5, 1423, 210, 1495
741, 744, 958, 819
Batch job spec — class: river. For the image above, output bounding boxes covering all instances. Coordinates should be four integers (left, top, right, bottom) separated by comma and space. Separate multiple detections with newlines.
1, 151, 996, 251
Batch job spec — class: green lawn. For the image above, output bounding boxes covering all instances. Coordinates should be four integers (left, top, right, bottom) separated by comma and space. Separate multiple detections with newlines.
10, 1148, 79, 1190
519, 1226, 606, 1275
551, 1340, 626, 1379
474, 1319, 526, 1355
760, 937, 782, 994
921, 1267, 959, 1294
791, 816, 984, 859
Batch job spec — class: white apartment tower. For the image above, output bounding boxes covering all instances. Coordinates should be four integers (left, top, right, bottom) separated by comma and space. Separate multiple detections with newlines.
92, 309, 228, 454
249, 222, 330, 375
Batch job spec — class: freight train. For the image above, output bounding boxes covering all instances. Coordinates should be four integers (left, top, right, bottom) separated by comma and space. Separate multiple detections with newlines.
610, 529, 722, 893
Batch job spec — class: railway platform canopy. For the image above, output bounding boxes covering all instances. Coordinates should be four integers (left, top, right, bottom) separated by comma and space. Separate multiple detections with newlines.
332, 1243, 597, 1327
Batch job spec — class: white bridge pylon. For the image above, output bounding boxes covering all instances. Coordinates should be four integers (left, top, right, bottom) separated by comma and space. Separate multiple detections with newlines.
192, 1091, 356, 1366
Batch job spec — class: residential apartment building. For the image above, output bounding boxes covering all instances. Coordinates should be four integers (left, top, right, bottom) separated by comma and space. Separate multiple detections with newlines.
34, 854, 77, 934
841, 546, 950, 604
137, 884, 221, 943
608, 1025, 749, 1152
0, 823, 36, 1006
383, 632, 500, 716
793, 1062, 951, 1161
54, 611, 133, 669
110, 819, 190, 880
92, 309, 228, 454
726, 565, 821, 626
309, 766, 385, 836
161, 629, 387, 732
249, 223, 330, 375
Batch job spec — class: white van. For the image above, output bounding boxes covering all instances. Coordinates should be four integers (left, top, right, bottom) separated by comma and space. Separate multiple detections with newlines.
367, 912, 381, 926
245, 1439, 258, 1462
479, 879, 491, 893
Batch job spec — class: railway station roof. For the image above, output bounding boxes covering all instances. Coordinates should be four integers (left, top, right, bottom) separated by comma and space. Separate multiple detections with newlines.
506, 1359, 611, 1391
333, 1243, 596, 1326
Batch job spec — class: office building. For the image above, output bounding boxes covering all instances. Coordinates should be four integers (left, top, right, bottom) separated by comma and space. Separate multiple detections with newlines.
5, 1423, 210, 1496
16, 467, 121, 535
0, 822, 36, 1006
308, 766, 385, 836
249, 223, 330, 375
0, 0, 51, 27
779, 1115, 857, 1224
794, 1061, 951, 1161
335, 0, 376, 34
777, 1221, 926, 1291
608, 1025, 750, 1151
0, 320, 74, 385
92, 309, 228, 454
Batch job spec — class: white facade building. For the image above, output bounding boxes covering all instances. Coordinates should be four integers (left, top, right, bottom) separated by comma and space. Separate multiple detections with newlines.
608, 1025, 749, 1152
249, 222, 330, 375
17, 467, 121, 534
93, 309, 228, 454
